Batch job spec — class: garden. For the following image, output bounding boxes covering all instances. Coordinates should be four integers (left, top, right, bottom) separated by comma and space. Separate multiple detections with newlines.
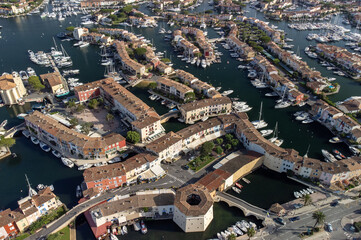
187, 133, 240, 172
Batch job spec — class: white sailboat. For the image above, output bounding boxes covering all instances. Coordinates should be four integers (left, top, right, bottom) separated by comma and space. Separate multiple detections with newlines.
252, 102, 268, 129
269, 122, 284, 146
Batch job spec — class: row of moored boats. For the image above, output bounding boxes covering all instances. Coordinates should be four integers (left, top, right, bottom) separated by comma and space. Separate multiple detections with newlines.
216, 220, 257, 240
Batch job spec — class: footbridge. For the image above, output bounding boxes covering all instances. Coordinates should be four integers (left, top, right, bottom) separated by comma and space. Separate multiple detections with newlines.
4, 123, 25, 138
216, 192, 270, 220
160, 110, 180, 123
209, 37, 225, 43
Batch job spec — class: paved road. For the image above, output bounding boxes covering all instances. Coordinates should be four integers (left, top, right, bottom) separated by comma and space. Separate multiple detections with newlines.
27, 175, 180, 240
264, 201, 361, 240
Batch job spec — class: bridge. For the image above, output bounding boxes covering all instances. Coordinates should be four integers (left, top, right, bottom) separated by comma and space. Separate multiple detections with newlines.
216, 192, 271, 220
160, 110, 180, 123
209, 37, 225, 43
4, 123, 26, 138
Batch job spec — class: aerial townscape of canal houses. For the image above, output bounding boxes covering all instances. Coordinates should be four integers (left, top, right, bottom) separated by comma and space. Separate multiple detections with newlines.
2, 0, 361, 239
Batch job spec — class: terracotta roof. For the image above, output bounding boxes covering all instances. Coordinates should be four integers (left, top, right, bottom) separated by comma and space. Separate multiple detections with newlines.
83, 162, 126, 183
174, 184, 213, 216
179, 96, 232, 112
146, 131, 183, 154
196, 169, 231, 192
0, 74, 17, 90
40, 71, 63, 87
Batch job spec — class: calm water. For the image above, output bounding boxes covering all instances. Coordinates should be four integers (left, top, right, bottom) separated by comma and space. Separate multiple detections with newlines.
0, 3, 360, 239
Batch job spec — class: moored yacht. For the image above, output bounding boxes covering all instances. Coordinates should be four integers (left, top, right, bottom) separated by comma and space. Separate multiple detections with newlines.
78, 163, 93, 170
40, 142, 51, 152
31, 136, 39, 145
61, 157, 74, 168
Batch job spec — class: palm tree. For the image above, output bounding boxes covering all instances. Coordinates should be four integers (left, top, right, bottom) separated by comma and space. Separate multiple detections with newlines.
227, 233, 236, 240
312, 211, 326, 228
303, 194, 312, 206
247, 227, 256, 239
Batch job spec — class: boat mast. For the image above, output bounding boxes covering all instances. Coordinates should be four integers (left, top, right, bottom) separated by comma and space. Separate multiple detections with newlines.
53, 37, 58, 51
259, 101, 263, 122
304, 144, 310, 158
272, 122, 278, 139
25, 174, 37, 197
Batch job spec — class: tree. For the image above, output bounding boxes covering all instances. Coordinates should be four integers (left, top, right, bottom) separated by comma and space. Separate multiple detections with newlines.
0, 136, 15, 148
161, 58, 171, 63
148, 82, 157, 89
28, 76, 45, 91
303, 194, 312, 206
76, 104, 85, 113
106, 113, 114, 122
135, 47, 147, 56
215, 146, 223, 155
260, 35, 271, 43
126, 131, 140, 144
201, 141, 214, 156
69, 118, 78, 127
231, 139, 239, 147
247, 227, 256, 239
134, 12, 143, 18
81, 123, 92, 135
205, 9, 213, 14
273, 58, 280, 65
66, 99, 76, 109
121, 5, 134, 14
225, 133, 233, 142
312, 211, 326, 228
88, 99, 99, 109
185, 92, 195, 101
66, 26, 75, 32
216, 138, 223, 145
225, 143, 232, 150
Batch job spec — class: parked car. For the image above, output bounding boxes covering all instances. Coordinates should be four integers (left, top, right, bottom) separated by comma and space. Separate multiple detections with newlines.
182, 165, 189, 170
274, 217, 286, 225
330, 200, 339, 207
289, 216, 300, 222
325, 223, 333, 232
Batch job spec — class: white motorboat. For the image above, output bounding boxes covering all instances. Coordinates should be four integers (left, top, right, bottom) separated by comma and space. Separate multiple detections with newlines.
307, 188, 314, 194
241, 220, 250, 229
322, 149, 337, 162
76, 185, 82, 198
294, 191, 301, 198
350, 146, 360, 156
52, 150, 61, 158
293, 111, 304, 117
236, 221, 247, 233
269, 137, 284, 147
260, 129, 273, 137
122, 225, 128, 234
133, 222, 141, 231
78, 163, 93, 170
247, 71, 257, 78
141, 220, 147, 234
201, 59, 207, 68
61, 157, 74, 168
252, 120, 268, 129
236, 105, 252, 112
31, 136, 39, 144
178, 118, 185, 123
221, 90, 234, 96
232, 225, 243, 236
27, 67, 36, 76
108, 157, 121, 164
296, 112, 309, 121
22, 130, 30, 138
17, 113, 27, 119
265, 92, 278, 97
110, 233, 117, 240
79, 42, 89, 48
302, 118, 314, 124
40, 142, 51, 152
94, 162, 107, 167
232, 186, 241, 194
329, 137, 342, 143
275, 101, 291, 109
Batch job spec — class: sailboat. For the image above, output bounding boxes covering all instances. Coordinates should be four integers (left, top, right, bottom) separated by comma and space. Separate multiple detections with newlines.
269, 122, 284, 146
252, 102, 268, 129
275, 87, 291, 109
304, 144, 310, 158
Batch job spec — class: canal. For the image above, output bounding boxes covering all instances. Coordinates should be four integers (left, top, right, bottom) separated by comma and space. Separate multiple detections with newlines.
0, 2, 360, 239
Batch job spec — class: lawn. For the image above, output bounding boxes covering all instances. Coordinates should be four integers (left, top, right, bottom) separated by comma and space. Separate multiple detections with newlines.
15, 233, 29, 240
47, 226, 70, 240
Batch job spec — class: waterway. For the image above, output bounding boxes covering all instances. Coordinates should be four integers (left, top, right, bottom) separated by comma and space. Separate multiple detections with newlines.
0, 2, 360, 239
